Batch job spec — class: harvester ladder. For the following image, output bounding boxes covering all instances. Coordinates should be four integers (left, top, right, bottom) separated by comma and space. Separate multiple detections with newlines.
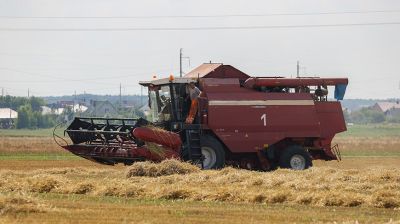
185, 130, 203, 166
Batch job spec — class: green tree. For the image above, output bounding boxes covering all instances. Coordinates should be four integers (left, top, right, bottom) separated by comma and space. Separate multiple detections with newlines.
16, 104, 32, 129
343, 109, 351, 123
350, 108, 385, 124
387, 113, 400, 123
29, 96, 45, 111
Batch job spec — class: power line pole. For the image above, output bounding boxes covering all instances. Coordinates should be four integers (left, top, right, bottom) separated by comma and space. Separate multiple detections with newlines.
296, 61, 300, 78
74, 90, 77, 112
28, 88, 30, 98
179, 48, 190, 77
180, 48, 182, 77
119, 83, 122, 108
140, 85, 143, 106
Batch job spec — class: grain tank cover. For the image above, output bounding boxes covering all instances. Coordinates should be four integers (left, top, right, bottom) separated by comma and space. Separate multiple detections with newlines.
184, 63, 250, 81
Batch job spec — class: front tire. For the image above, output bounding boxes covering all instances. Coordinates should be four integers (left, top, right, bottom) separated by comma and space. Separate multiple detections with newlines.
201, 135, 225, 169
279, 145, 312, 170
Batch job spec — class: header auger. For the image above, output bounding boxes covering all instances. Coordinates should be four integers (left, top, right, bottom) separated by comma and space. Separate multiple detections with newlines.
55, 63, 348, 170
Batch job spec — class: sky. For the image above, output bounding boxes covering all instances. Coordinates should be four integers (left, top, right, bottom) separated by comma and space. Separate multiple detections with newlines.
0, 0, 399, 99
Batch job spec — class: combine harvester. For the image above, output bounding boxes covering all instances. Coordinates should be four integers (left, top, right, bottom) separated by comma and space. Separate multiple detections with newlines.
55, 63, 348, 170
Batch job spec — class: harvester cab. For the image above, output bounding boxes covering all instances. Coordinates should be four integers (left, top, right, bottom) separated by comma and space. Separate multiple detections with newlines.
138, 77, 207, 166
139, 77, 196, 127
55, 63, 349, 171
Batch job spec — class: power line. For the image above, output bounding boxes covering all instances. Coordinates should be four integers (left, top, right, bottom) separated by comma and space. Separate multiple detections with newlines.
0, 22, 399, 31
1, 9, 400, 19
0, 67, 173, 82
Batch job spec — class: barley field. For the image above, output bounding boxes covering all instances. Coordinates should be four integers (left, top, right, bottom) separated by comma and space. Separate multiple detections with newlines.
0, 124, 399, 223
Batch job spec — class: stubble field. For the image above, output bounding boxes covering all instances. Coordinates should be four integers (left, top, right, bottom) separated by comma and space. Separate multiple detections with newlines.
0, 124, 399, 223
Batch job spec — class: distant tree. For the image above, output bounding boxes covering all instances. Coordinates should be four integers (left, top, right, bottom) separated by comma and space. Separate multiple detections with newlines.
10, 97, 57, 129
387, 113, 400, 123
343, 109, 351, 123
350, 108, 385, 124
29, 96, 45, 111
16, 104, 32, 129
36, 114, 57, 128
60, 107, 74, 122
0, 95, 29, 110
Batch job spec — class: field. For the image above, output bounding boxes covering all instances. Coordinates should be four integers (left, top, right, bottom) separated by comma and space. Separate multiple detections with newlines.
0, 124, 399, 223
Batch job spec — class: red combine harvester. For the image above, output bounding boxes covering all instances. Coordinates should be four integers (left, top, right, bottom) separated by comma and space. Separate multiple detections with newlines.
55, 63, 348, 170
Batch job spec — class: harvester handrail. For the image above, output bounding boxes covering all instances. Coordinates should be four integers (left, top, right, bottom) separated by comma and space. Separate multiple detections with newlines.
74, 117, 139, 121
65, 129, 131, 134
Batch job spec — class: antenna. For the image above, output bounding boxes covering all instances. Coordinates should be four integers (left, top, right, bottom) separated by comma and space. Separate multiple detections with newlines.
296, 61, 307, 77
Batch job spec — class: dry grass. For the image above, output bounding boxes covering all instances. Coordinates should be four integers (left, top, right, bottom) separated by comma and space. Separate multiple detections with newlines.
126, 159, 200, 177
0, 137, 63, 153
1, 135, 399, 156
0, 160, 399, 209
0, 127, 399, 223
0, 194, 53, 215
333, 136, 400, 155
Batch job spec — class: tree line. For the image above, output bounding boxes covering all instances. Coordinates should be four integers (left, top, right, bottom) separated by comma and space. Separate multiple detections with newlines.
0, 95, 146, 129
0, 96, 58, 129
344, 107, 400, 124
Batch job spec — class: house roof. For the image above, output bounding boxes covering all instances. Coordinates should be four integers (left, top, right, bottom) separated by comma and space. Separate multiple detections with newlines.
375, 102, 400, 112
86, 100, 116, 114
0, 108, 18, 119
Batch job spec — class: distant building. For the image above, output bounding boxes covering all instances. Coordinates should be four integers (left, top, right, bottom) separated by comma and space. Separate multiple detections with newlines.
86, 100, 117, 117
0, 108, 18, 128
371, 101, 400, 116
42, 103, 87, 116
121, 100, 136, 109
59, 100, 74, 108
41, 106, 53, 115
72, 104, 88, 114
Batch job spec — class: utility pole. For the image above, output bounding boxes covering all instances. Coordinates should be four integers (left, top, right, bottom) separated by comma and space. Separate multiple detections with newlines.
1, 88, 3, 97
119, 83, 122, 108
28, 88, 30, 98
296, 61, 300, 78
179, 48, 190, 77
180, 48, 183, 77
74, 90, 77, 112
140, 85, 143, 106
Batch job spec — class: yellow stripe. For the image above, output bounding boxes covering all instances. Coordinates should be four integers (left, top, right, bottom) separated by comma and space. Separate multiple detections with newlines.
209, 100, 314, 106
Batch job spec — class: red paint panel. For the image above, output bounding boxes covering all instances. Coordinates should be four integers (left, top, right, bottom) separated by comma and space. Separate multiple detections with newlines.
315, 102, 347, 137
208, 104, 320, 153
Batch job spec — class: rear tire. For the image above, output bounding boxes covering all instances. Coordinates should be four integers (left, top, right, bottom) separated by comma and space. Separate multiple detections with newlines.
201, 136, 225, 169
279, 145, 312, 170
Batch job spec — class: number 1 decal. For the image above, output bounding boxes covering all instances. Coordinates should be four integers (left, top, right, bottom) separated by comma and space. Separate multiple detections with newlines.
261, 113, 266, 126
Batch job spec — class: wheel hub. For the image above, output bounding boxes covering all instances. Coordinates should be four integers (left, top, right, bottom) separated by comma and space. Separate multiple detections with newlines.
290, 154, 306, 170
201, 146, 216, 169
